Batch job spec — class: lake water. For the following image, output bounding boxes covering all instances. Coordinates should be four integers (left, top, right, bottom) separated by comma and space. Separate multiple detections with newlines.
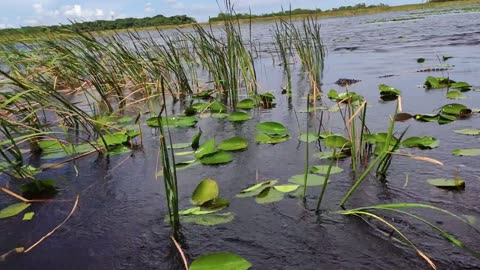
2, 6, 480, 270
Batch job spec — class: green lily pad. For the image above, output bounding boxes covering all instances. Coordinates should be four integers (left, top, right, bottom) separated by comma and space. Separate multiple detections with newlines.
255, 187, 284, 204
446, 91, 466, 99
183, 212, 235, 226
236, 180, 278, 198
194, 138, 216, 159
324, 135, 351, 148
193, 89, 215, 99
22, 212, 35, 221
175, 160, 199, 170
20, 179, 57, 199
100, 132, 129, 146
379, 84, 401, 99
288, 174, 326, 186
414, 114, 440, 122
427, 178, 465, 189
218, 137, 248, 151
210, 101, 228, 113
146, 116, 198, 128
199, 151, 233, 165
299, 132, 320, 143
255, 133, 290, 144
441, 103, 468, 116
402, 136, 439, 149
273, 184, 300, 193
191, 102, 209, 112
452, 148, 480, 156
0, 203, 31, 219
454, 129, 480, 136
190, 252, 251, 270
211, 113, 229, 119
450, 82, 472, 91
255, 121, 287, 135
191, 179, 219, 205
237, 98, 255, 110
424, 76, 454, 89
228, 112, 252, 122
310, 165, 344, 174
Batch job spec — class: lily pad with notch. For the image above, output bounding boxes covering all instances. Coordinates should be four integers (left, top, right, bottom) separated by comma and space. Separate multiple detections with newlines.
218, 137, 248, 151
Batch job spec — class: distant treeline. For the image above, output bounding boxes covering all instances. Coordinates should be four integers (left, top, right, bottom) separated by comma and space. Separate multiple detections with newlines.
0, 14, 196, 36
209, 3, 389, 22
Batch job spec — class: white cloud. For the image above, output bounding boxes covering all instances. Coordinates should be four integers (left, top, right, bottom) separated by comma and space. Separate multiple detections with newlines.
145, 2, 154, 13
62, 5, 106, 20
33, 3, 44, 14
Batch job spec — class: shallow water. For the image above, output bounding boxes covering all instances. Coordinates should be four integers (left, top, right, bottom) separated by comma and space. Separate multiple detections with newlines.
2, 7, 480, 270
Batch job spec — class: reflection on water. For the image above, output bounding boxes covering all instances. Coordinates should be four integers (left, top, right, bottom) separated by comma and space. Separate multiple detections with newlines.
2, 6, 480, 270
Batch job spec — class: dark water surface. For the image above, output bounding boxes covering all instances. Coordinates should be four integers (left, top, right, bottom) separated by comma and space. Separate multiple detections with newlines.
2, 7, 480, 270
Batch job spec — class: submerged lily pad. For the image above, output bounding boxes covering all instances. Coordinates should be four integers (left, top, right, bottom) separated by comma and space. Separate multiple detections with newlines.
310, 165, 344, 174
190, 252, 251, 270
452, 148, 480, 156
0, 203, 31, 219
191, 179, 219, 205
299, 132, 320, 143
288, 174, 326, 186
255, 133, 290, 144
183, 212, 235, 226
427, 178, 465, 189
255, 187, 284, 204
236, 180, 278, 198
446, 91, 466, 100
228, 112, 252, 122
211, 113, 229, 119
314, 151, 348, 160
199, 151, 233, 165
402, 136, 439, 149
255, 121, 287, 135
21, 179, 57, 199
237, 98, 255, 110
454, 129, 480, 136
218, 137, 248, 151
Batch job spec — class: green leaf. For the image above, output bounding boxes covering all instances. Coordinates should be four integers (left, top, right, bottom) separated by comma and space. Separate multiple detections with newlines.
414, 114, 439, 122
427, 178, 465, 189
446, 91, 466, 100
0, 203, 31, 219
237, 99, 255, 110
417, 58, 425, 63
255, 133, 290, 144
183, 213, 235, 226
218, 137, 248, 151
199, 151, 233, 165
378, 84, 401, 97
146, 116, 198, 128
201, 198, 230, 211
450, 82, 472, 91
441, 103, 468, 116
191, 179, 219, 205
424, 76, 453, 89
310, 165, 344, 174
228, 112, 252, 122
236, 180, 278, 198
402, 136, 439, 149
324, 135, 351, 148
191, 102, 209, 112
211, 113, 229, 119
209, 101, 227, 113
21, 179, 57, 199
288, 174, 326, 186
190, 252, 251, 270
194, 138, 216, 159
273, 184, 300, 193
22, 212, 35, 221
452, 148, 480, 156
255, 121, 287, 135
454, 129, 480, 136
255, 187, 284, 204
327, 89, 339, 100
298, 132, 320, 143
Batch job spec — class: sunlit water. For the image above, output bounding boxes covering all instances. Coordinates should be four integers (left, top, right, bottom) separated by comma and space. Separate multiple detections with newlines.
2, 7, 480, 270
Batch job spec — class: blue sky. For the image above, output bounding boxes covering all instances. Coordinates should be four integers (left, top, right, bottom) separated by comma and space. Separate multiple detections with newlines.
0, 0, 421, 29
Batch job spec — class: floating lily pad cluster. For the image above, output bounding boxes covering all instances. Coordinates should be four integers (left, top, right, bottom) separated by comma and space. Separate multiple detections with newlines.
255, 121, 290, 144
395, 103, 474, 125
178, 179, 234, 226
327, 89, 364, 104
147, 115, 198, 128
236, 180, 300, 204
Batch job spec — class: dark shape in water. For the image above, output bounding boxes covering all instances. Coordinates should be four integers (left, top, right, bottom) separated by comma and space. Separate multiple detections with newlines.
378, 74, 397, 78
335, 78, 361, 87
394, 113, 413, 122
417, 67, 450, 72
